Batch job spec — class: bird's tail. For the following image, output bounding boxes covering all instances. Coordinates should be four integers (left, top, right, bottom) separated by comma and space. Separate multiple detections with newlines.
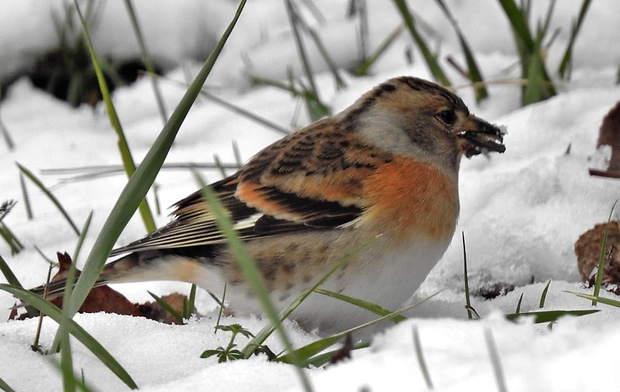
30, 249, 211, 303
30, 252, 145, 299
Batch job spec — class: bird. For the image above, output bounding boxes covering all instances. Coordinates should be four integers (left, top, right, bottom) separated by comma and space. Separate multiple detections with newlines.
33, 76, 505, 334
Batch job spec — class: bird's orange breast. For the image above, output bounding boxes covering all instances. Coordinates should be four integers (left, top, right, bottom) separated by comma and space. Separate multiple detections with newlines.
361, 157, 459, 244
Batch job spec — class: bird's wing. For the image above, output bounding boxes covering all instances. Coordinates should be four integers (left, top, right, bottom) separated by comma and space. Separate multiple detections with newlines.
110, 127, 393, 256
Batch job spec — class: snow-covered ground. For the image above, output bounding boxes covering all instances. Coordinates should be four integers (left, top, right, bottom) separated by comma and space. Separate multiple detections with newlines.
1, 1, 620, 390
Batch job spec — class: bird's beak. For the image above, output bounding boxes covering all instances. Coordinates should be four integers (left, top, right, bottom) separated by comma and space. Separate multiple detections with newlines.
457, 115, 506, 158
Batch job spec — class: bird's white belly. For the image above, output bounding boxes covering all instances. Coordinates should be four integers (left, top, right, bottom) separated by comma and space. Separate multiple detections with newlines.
223, 234, 453, 335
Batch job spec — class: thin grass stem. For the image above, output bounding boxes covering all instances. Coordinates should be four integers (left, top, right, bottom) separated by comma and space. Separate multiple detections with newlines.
434, 0, 488, 102
19, 173, 32, 220
353, 25, 403, 77
17, 163, 80, 236
484, 328, 508, 392
538, 280, 551, 308
412, 325, 433, 389
0, 97, 15, 150
593, 200, 618, 305
73, 212, 93, 262
123, 0, 168, 124
73, 0, 157, 234
514, 293, 523, 314
59, 253, 78, 391
0, 377, 16, 392
462, 232, 474, 319
214, 283, 227, 332
148, 291, 184, 324
392, 0, 451, 85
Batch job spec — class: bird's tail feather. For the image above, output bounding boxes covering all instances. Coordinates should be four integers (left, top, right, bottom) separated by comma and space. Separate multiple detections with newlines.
30, 252, 148, 299
30, 250, 208, 300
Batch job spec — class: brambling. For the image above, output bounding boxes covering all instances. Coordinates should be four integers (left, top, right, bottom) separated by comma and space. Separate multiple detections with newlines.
33, 76, 505, 333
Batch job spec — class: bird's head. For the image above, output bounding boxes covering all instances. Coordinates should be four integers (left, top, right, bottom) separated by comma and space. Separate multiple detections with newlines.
349, 76, 505, 172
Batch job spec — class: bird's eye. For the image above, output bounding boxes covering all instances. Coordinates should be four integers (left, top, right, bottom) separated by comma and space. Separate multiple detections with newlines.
436, 110, 457, 126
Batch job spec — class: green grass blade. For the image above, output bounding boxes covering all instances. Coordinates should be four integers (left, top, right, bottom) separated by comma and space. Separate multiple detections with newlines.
592, 201, 617, 305
19, 173, 33, 220
305, 27, 346, 90
461, 232, 475, 319
193, 173, 312, 392
278, 334, 345, 365
353, 25, 404, 77
314, 288, 407, 324
214, 283, 227, 331
232, 141, 243, 168
538, 280, 551, 308
0, 100, 15, 150
515, 292, 524, 314
64, 0, 248, 321
484, 328, 508, 392
349, 0, 369, 61
198, 90, 290, 136
539, 0, 556, 38
392, 0, 451, 86
0, 254, 38, 319
122, 0, 168, 124
0, 223, 24, 254
285, 0, 317, 94
434, 0, 488, 102
497, 0, 557, 105
302, 340, 370, 368
16, 163, 80, 236
48, 359, 94, 392
0, 377, 16, 392
73, 211, 93, 262
455, 36, 488, 103
568, 291, 620, 309
249, 76, 329, 119
42, 163, 243, 184
0, 284, 138, 390
0, 254, 22, 288
278, 291, 442, 365
522, 31, 556, 105
497, 0, 534, 51
412, 325, 433, 389
72, 0, 156, 234
185, 284, 197, 319
147, 291, 184, 324
59, 255, 77, 392
285, 0, 324, 121
505, 308, 599, 323
34, 246, 55, 264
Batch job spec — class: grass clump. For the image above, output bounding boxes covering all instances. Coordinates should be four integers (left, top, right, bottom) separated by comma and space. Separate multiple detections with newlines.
29, 1, 159, 108
393, 0, 451, 86
497, 0, 558, 105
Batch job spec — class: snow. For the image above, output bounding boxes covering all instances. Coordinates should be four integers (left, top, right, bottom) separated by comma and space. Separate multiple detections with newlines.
1, 0, 620, 390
